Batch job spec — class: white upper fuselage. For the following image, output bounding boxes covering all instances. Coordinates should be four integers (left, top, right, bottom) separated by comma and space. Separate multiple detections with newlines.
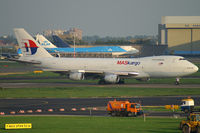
20, 55, 198, 78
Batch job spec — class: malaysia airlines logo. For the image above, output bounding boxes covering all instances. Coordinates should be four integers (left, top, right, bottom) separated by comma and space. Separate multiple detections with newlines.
117, 60, 140, 66
23, 40, 38, 55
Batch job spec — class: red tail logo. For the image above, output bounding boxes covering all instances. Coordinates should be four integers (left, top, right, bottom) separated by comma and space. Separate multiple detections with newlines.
24, 40, 38, 55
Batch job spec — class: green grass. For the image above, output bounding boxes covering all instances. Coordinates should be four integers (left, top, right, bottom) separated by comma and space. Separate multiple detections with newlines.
143, 106, 181, 112
143, 106, 175, 112
0, 71, 60, 78
126, 78, 200, 84
0, 61, 25, 68
1, 78, 200, 84
0, 116, 183, 133
0, 74, 200, 84
144, 105, 200, 112
1, 87, 200, 98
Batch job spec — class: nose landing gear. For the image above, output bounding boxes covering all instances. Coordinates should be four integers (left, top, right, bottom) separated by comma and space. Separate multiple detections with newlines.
175, 77, 180, 85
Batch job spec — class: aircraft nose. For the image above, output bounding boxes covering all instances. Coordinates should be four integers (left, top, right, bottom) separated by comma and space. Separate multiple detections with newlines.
184, 63, 199, 74
194, 65, 199, 72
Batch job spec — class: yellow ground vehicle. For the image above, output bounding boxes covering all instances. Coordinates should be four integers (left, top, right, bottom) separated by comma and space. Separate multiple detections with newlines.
107, 99, 143, 117
181, 98, 194, 113
180, 112, 200, 133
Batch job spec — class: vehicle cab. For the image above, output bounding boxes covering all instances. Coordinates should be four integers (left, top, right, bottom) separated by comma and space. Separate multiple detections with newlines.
181, 98, 194, 113
126, 103, 143, 116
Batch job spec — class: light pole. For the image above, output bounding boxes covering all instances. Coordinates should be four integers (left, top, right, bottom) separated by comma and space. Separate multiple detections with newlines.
73, 32, 76, 58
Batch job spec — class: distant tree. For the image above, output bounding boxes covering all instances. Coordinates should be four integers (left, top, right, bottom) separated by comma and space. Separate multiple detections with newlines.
0, 35, 17, 44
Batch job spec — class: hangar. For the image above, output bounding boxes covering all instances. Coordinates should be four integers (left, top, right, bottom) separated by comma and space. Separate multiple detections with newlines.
158, 16, 200, 55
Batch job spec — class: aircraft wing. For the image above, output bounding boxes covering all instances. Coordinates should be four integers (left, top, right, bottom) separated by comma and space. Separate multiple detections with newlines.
43, 69, 103, 74
43, 69, 139, 76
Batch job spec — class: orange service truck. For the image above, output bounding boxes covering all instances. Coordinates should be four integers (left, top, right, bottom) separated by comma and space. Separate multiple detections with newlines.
107, 99, 143, 117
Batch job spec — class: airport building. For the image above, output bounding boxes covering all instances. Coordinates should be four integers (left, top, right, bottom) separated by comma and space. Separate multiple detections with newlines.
43, 29, 67, 36
43, 28, 82, 40
158, 16, 200, 55
64, 28, 82, 40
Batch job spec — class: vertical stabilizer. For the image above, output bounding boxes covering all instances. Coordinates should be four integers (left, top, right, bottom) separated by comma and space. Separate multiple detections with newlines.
14, 28, 52, 58
36, 34, 57, 48
52, 35, 70, 48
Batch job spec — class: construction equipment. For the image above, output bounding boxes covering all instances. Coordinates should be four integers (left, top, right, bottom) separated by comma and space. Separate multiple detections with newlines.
180, 112, 200, 133
181, 98, 194, 113
107, 99, 143, 117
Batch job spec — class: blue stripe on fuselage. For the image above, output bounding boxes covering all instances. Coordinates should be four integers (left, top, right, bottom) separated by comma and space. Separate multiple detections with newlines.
46, 46, 127, 53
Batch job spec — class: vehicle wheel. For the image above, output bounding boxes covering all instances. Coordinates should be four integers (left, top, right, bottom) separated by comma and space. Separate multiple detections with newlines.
116, 112, 121, 116
111, 112, 116, 116
182, 125, 191, 133
196, 126, 200, 133
179, 122, 183, 130
127, 112, 132, 117
184, 109, 189, 113
98, 79, 106, 85
175, 81, 180, 85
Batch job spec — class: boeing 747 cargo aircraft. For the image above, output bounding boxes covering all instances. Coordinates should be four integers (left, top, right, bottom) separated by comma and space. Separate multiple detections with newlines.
14, 28, 198, 84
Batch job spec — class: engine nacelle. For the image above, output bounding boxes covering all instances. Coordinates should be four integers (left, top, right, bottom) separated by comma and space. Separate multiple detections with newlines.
69, 72, 84, 80
104, 74, 120, 83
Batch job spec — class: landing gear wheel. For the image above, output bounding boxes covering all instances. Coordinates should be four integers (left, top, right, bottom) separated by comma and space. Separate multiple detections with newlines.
182, 125, 190, 133
175, 81, 180, 85
179, 122, 183, 130
175, 78, 180, 85
184, 109, 189, 113
197, 126, 200, 133
118, 79, 125, 84
98, 79, 106, 85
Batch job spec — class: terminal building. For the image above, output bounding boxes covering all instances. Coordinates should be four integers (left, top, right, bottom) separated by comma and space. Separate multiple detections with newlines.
158, 16, 200, 55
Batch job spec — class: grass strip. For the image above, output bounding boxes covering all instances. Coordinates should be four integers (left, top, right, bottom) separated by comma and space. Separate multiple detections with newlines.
0, 116, 183, 133
0, 87, 200, 98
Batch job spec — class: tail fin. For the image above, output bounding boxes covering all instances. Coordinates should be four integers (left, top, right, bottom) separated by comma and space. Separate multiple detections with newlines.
52, 35, 70, 48
14, 28, 52, 58
36, 34, 57, 48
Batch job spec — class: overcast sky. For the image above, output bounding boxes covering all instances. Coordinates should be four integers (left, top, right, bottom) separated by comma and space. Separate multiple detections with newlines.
0, 0, 200, 37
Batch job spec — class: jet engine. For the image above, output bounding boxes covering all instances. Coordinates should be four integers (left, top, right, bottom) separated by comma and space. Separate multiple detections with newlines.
69, 72, 84, 80
104, 74, 120, 83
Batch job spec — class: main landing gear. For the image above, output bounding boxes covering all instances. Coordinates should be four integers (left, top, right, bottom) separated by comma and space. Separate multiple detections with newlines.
98, 79, 106, 85
98, 79, 125, 85
117, 79, 125, 84
175, 77, 180, 85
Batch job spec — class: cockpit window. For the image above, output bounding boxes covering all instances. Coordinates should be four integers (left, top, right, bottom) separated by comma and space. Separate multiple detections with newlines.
179, 58, 186, 60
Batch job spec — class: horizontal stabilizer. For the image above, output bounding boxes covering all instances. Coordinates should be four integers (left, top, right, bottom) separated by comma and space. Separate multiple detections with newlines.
7, 58, 41, 64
